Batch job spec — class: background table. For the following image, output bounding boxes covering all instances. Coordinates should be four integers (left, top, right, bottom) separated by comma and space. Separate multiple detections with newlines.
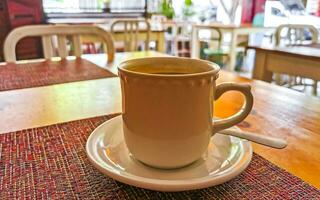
192, 23, 275, 70
250, 44, 320, 81
0, 51, 319, 189
250, 44, 320, 95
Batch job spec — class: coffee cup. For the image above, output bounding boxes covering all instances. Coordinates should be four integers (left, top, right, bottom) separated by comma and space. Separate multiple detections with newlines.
118, 57, 253, 169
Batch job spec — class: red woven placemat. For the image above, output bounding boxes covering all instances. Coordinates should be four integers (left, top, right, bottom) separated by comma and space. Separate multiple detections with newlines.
0, 114, 319, 199
0, 59, 116, 91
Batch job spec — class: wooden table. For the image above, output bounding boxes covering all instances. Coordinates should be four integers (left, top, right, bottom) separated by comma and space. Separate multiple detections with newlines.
0, 51, 319, 189
250, 44, 320, 94
191, 23, 275, 71
47, 18, 166, 52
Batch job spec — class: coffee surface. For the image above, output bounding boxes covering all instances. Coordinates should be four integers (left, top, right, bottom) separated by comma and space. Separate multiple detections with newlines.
151, 72, 188, 75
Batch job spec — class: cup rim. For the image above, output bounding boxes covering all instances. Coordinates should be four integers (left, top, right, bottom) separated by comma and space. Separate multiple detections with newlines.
118, 57, 220, 78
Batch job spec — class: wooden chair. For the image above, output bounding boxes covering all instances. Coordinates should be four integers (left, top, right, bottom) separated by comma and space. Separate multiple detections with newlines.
110, 19, 150, 51
4, 25, 115, 62
274, 24, 319, 95
275, 24, 318, 46
194, 27, 227, 67
170, 22, 192, 57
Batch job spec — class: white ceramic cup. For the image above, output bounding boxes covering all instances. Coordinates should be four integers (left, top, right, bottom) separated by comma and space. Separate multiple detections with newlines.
118, 57, 253, 169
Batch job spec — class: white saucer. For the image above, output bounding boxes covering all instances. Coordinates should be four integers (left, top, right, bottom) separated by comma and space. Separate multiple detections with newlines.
86, 116, 252, 192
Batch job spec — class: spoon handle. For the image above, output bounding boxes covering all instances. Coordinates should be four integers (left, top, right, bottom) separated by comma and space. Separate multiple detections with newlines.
219, 129, 287, 149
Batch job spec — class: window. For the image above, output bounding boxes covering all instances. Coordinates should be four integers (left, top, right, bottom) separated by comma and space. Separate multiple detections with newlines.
111, 0, 145, 12
43, 0, 146, 13
306, 0, 319, 14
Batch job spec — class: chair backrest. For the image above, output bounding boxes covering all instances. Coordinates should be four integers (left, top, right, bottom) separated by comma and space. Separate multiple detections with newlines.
4, 25, 115, 62
167, 22, 193, 56
275, 24, 319, 46
173, 23, 192, 38
110, 19, 150, 51
195, 26, 222, 50
151, 14, 167, 23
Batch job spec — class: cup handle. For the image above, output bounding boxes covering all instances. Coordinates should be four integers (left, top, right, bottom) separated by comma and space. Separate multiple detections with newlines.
213, 83, 254, 133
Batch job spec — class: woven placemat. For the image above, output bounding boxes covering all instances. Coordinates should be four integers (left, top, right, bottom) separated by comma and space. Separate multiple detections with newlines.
0, 114, 319, 199
0, 59, 116, 91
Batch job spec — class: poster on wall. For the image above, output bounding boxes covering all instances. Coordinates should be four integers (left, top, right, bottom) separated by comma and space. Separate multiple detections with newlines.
241, 0, 266, 23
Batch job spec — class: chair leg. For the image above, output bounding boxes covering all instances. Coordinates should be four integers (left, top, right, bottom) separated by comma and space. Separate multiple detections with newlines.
275, 73, 282, 85
312, 80, 318, 96
288, 76, 294, 87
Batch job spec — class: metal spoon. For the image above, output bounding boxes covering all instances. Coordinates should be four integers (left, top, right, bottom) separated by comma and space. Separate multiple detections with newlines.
219, 129, 287, 149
